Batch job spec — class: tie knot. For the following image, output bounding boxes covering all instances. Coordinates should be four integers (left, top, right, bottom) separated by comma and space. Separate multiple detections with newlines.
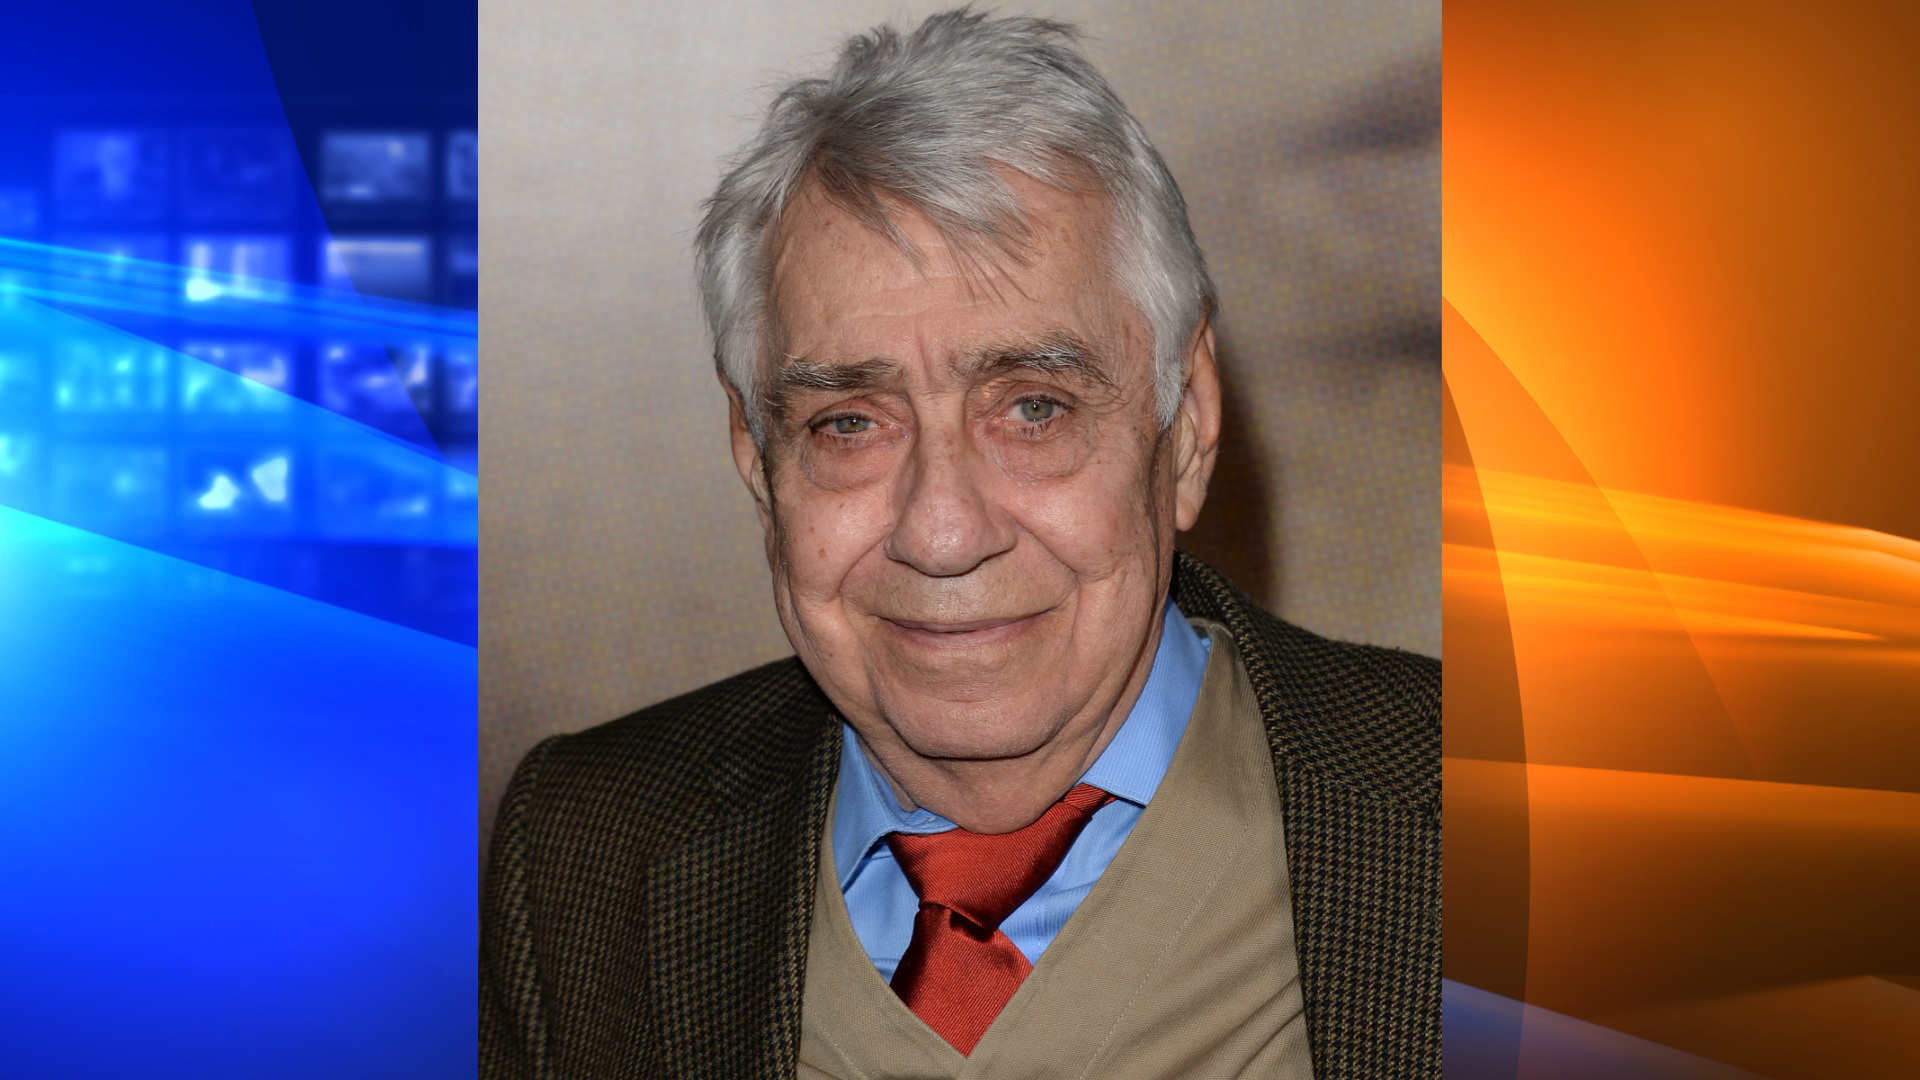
885, 782, 1115, 931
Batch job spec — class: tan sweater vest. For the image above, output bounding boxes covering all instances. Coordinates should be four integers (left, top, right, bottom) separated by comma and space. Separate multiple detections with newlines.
797, 620, 1316, 1080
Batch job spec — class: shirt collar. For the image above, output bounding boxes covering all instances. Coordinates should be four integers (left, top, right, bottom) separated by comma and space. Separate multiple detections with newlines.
831, 597, 1212, 888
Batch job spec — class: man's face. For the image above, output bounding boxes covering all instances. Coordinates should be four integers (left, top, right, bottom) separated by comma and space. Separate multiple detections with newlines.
732, 172, 1217, 785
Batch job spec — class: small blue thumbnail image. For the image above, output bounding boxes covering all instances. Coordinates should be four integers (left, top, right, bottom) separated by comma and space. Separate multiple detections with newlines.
446, 129, 477, 202
50, 441, 169, 536
178, 341, 296, 425
441, 345, 476, 433
320, 132, 431, 204
51, 341, 170, 426
320, 234, 433, 303
315, 444, 439, 543
179, 128, 295, 221
445, 233, 476, 309
390, 344, 435, 420
177, 444, 297, 537
53, 129, 169, 221
319, 341, 433, 425
182, 234, 292, 301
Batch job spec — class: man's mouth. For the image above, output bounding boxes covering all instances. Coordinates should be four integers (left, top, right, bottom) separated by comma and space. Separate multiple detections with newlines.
877, 611, 1046, 648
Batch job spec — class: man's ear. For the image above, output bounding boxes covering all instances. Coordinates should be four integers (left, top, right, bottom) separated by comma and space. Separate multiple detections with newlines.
1172, 316, 1222, 534
725, 381, 774, 530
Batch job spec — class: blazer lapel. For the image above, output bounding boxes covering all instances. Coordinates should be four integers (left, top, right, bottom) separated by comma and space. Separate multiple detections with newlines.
1172, 551, 1443, 1080
644, 697, 842, 1080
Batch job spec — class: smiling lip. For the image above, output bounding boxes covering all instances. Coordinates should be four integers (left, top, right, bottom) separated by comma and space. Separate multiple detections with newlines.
880, 612, 1045, 647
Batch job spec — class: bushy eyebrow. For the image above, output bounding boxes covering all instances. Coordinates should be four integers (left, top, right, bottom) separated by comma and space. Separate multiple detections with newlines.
766, 356, 899, 424
960, 330, 1115, 389
775, 356, 900, 393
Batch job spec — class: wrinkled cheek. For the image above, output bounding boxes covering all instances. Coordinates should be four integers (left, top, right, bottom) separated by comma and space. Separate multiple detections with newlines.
1012, 466, 1164, 574
770, 489, 894, 606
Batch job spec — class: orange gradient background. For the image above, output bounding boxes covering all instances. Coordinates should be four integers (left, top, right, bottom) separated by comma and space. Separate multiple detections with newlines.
1444, 2, 1920, 1077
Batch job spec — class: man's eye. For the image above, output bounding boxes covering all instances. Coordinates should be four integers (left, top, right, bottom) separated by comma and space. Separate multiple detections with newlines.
829, 416, 873, 435
1014, 399, 1059, 423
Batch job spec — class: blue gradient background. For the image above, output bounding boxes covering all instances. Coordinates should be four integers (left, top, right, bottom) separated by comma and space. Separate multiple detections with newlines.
0, 2, 475, 1075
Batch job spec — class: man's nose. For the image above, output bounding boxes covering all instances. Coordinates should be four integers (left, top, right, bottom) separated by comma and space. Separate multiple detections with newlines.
884, 427, 1016, 577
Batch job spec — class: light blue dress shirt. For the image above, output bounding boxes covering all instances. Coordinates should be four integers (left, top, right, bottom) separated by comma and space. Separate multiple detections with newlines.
832, 598, 1212, 981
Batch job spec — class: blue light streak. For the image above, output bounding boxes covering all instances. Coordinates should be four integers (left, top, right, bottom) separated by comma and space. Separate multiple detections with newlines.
1, 236, 477, 348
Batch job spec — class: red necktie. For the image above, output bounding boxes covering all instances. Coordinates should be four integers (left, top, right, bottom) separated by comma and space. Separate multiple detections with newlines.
885, 782, 1116, 1055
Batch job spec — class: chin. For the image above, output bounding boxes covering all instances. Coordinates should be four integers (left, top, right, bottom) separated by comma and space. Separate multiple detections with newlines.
884, 697, 1065, 762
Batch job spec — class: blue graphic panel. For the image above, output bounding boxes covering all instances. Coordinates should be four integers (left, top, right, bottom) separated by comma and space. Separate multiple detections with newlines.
0, 2, 477, 1075
53, 130, 170, 222
0, 506, 476, 1079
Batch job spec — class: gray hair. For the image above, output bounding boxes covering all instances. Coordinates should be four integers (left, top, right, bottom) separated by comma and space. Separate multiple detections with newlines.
695, 6, 1216, 444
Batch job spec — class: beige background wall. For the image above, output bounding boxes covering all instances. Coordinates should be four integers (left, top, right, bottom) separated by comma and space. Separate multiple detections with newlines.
480, 0, 1440, 853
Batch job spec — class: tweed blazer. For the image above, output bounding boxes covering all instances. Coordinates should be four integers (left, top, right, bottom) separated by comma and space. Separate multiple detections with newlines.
481, 551, 1441, 1079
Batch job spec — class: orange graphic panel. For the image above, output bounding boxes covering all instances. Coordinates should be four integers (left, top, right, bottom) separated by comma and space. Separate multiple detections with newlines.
1445, 4, 1920, 1076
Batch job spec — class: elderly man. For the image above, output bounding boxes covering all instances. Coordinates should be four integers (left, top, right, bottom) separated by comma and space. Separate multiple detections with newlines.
482, 10, 1438, 1079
